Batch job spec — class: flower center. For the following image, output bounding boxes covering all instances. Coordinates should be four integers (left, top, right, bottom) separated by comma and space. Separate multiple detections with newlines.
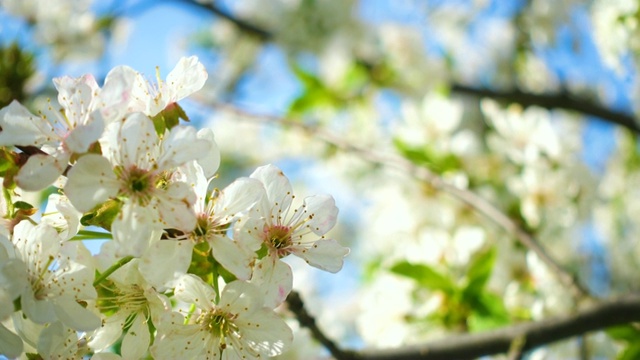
263, 225, 292, 256
117, 166, 157, 205
198, 308, 238, 348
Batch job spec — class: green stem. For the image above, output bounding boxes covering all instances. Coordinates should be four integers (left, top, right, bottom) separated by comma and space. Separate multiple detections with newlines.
93, 256, 134, 287
70, 230, 113, 241
3, 187, 13, 217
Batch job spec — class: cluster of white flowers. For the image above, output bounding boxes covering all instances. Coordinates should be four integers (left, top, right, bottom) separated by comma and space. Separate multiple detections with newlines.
0, 56, 349, 359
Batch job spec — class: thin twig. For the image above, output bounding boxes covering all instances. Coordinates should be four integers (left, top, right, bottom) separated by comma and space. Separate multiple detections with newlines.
211, 102, 591, 299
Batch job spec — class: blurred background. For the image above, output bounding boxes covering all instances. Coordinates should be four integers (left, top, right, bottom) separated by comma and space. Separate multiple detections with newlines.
1, 0, 640, 358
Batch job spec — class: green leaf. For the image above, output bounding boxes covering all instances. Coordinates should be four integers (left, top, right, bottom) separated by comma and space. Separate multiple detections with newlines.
80, 199, 122, 231
607, 324, 640, 342
390, 261, 456, 294
619, 344, 640, 360
393, 138, 461, 174
467, 292, 510, 331
463, 246, 497, 298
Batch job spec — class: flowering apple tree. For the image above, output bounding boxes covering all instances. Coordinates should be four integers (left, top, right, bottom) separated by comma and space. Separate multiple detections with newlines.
3, 0, 640, 359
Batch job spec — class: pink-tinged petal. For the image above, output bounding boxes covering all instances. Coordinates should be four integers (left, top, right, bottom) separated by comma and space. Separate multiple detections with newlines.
156, 181, 197, 231
118, 112, 158, 168
235, 308, 293, 357
52, 296, 101, 331
0, 323, 23, 358
98, 65, 138, 122
111, 203, 158, 257
174, 274, 217, 307
121, 314, 150, 360
166, 56, 208, 102
250, 258, 292, 308
158, 125, 212, 169
299, 194, 338, 235
139, 239, 193, 289
196, 128, 220, 178
209, 235, 255, 281
64, 154, 119, 212
250, 165, 293, 215
15, 151, 69, 191
0, 100, 57, 147
291, 239, 349, 273
65, 110, 104, 154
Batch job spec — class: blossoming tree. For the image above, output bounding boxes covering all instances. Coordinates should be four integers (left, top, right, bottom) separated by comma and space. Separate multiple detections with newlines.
1, 1, 640, 359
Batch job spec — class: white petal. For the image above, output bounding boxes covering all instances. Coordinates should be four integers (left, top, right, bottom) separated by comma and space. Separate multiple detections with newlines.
20, 288, 55, 324
98, 65, 138, 123
37, 321, 77, 359
111, 203, 158, 257
121, 314, 150, 360
15, 151, 69, 191
236, 308, 293, 357
53, 296, 101, 331
118, 112, 157, 168
174, 274, 217, 308
291, 239, 349, 273
158, 125, 212, 169
300, 194, 338, 235
64, 154, 119, 212
196, 128, 220, 178
219, 280, 261, 313
213, 178, 264, 223
250, 258, 292, 308
0, 100, 57, 147
88, 313, 127, 352
0, 322, 23, 358
250, 164, 293, 217
65, 110, 105, 154
155, 181, 197, 231
209, 235, 254, 281
165, 56, 208, 102
139, 239, 193, 289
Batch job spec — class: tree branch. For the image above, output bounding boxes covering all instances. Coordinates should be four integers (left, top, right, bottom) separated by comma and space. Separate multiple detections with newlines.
286, 291, 359, 360
451, 83, 640, 134
358, 295, 640, 360
171, 0, 272, 40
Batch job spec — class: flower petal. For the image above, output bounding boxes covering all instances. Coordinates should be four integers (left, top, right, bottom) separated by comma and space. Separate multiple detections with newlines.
300, 194, 339, 235
53, 296, 101, 331
250, 258, 292, 308
209, 235, 254, 281
65, 110, 104, 154
0, 322, 23, 358
158, 125, 212, 169
165, 56, 208, 102
121, 314, 150, 360
15, 151, 69, 191
174, 274, 217, 308
64, 154, 119, 212
0, 100, 56, 147
196, 128, 220, 178
250, 164, 293, 217
291, 239, 349, 273
139, 239, 193, 289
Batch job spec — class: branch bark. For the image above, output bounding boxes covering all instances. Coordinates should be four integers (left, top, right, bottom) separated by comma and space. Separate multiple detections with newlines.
451, 83, 640, 134
358, 295, 640, 360
290, 290, 640, 360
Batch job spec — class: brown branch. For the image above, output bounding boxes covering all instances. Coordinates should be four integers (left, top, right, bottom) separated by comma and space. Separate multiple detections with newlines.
171, 0, 272, 40
451, 83, 640, 134
358, 295, 640, 360
286, 291, 360, 360
210, 102, 591, 300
